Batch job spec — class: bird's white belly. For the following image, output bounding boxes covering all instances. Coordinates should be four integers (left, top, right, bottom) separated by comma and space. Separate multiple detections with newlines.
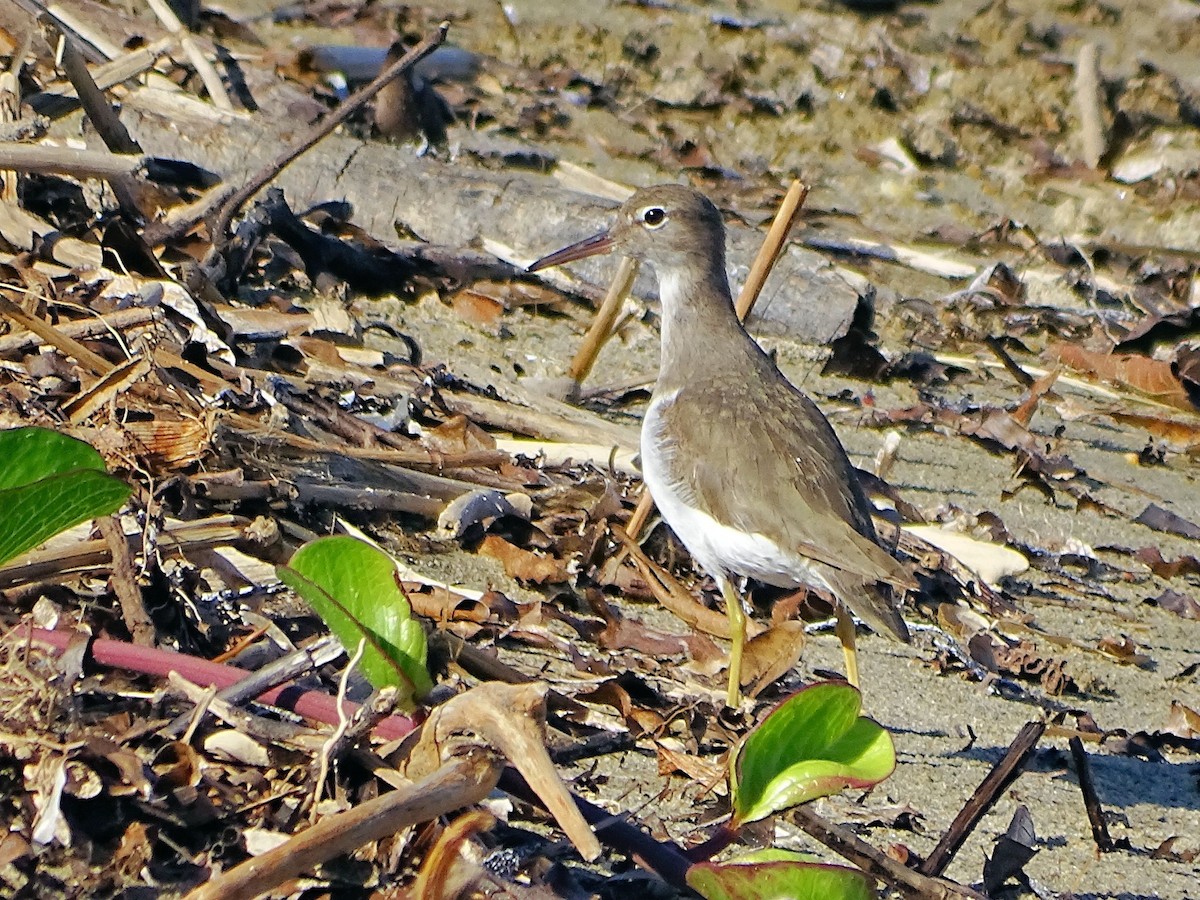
641, 391, 833, 592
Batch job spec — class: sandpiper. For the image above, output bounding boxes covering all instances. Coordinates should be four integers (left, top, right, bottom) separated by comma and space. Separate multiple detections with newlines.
528, 184, 913, 707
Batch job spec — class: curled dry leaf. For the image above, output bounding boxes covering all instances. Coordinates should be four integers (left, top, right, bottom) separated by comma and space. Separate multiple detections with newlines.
1096, 635, 1154, 668
1110, 411, 1200, 451
937, 603, 994, 641
992, 641, 1076, 695
1045, 342, 1195, 410
423, 414, 496, 454
1133, 547, 1200, 579
477, 534, 567, 584
152, 740, 203, 791
655, 739, 725, 786
1162, 701, 1200, 740
743, 621, 807, 697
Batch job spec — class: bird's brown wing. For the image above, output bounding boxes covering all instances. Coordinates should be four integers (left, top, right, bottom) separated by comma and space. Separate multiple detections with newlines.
655, 378, 915, 592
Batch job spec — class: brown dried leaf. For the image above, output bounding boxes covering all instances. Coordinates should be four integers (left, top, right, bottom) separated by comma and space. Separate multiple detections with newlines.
743, 621, 806, 697
1045, 342, 1195, 409
1134, 504, 1200, 540
0, 832, 31, 868
405, 583, 517, 625
1133, 546, 1200, 579
1095, 635, 1153, 668
114, 821, 153, 882
937, 602, 992, 640
1109, 411, 1200, 451
992, 640, 1076, 695
121, 414, 212, 469
478, 534, 566, 584
1150, 836, 1200, 864
151, 741, 203, 791
654, 741, 724, 785
424, 414, 496, 454
1162, 700, 1200, 740
597, 612, 690, 657
1153, 589, 1200, 620
449, 289, 506, 327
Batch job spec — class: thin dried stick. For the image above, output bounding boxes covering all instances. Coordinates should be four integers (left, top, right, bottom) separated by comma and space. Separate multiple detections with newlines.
183, 750, 502, 900
792, 805, 985, 900
203, 22, 449, 249
734, 179, 810, 320
161, 635, 344, 738
919, 719, 1046, 878
1074, 42, 1105, 169
1069, 735, 1114, 852
0, 144, 146, 180
626, 179, 809, 541
566, 255, 639, 395
0, 292, 114, 376
144, 0, 233, 111
97, 516, 155, 647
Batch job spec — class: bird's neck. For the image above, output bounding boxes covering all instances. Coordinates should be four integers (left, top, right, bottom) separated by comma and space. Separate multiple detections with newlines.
655, 260, 763, 385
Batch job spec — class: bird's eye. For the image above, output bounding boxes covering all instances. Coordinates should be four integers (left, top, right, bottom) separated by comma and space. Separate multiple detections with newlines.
640, 206, 667, 229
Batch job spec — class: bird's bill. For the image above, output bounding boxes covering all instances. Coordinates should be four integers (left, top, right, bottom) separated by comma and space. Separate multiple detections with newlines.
526, 230, 615, 272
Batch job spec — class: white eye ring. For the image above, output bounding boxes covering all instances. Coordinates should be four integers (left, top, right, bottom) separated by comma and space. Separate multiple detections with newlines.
639, 206, 668, 229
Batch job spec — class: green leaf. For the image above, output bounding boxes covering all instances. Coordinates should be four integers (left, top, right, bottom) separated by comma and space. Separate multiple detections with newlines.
277, 536, 432, 708
687, 860, 875, 900
0, 426, 110, 490
731, 682, 895, 826
0, 427, 130, 566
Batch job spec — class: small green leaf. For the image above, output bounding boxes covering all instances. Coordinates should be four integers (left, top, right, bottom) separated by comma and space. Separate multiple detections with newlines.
0, 426, 110, 490
277, 536, 432, 708
687, 860, 875, 900
731, 682, 895, 826
0, 427, 131, 566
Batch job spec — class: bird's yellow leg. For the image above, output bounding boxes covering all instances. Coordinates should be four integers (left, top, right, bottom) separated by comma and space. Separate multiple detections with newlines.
721, 581, 746, 708
835, 606, 860, 689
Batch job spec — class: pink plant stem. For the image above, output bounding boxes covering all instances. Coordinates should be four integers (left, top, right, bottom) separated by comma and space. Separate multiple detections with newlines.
683, 822, 739, 862
14, 626, 417, 740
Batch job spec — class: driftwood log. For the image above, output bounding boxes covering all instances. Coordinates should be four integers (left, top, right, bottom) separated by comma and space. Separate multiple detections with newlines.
85, 67, 864, 344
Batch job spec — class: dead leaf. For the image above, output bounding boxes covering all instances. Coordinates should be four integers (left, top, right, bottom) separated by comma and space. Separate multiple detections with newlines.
1150, 837, 1200, 863
151, 741, 202, 791
478, 534, 567, 584
1110, 411, 1200, 451
938, 603, 993, 640
744, 621, 806, 697
1161, 701, 1200, 740
1152, 589, 1200, 620
1134, 504, 1200, 540
992, 640, 1076, 695
654, 740, 724, 785
1045, 342, 1195, 410
449, 289, 506, 327
114, 822, 153, 881
1133, 547, 1200, 579
423, 415, 496, 454
1096, 635, 1153, 668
